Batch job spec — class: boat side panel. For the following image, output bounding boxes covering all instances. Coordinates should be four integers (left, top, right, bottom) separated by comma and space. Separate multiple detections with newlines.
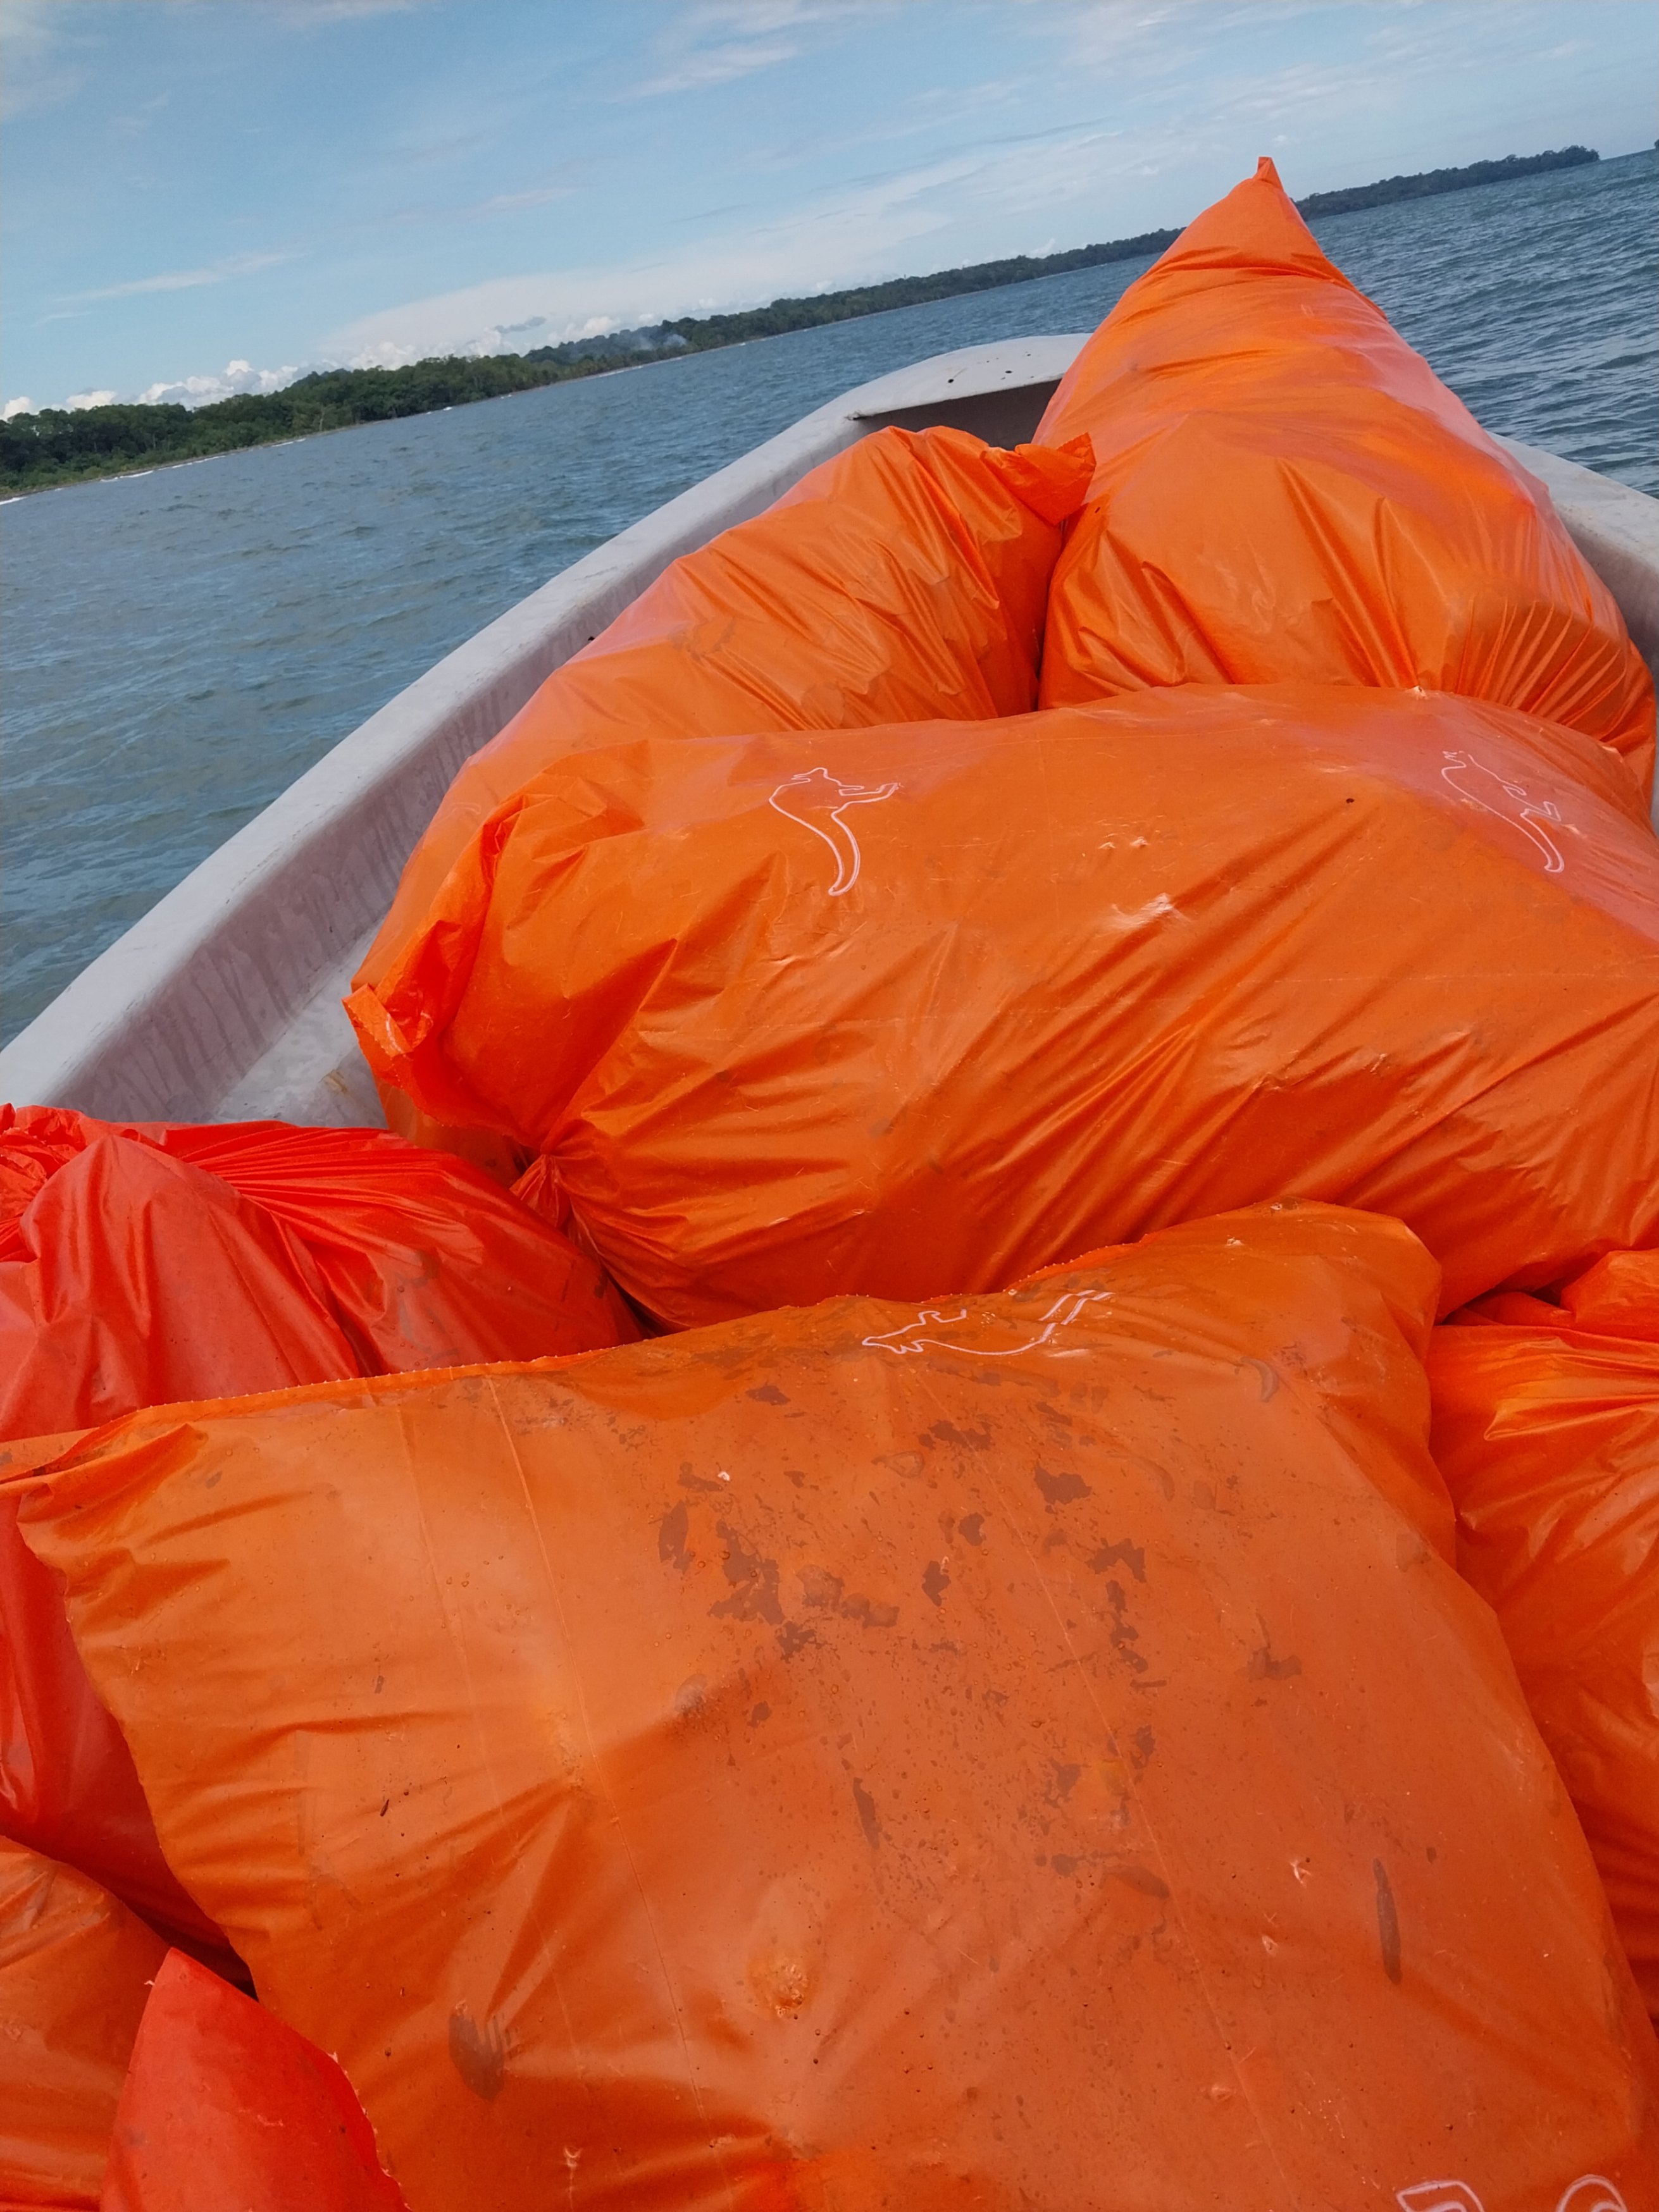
1500, 435, 1659, 699
859, 381, 1063, 448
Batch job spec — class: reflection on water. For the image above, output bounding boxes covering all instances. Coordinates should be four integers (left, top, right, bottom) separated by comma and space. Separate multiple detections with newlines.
3, 150, 1654, 1043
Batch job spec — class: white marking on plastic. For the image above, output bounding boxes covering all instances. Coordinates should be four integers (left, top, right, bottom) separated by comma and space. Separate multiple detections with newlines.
1439, 750, 1565, 874
769, 768, 899, 896
1109, 891, 1186, 930
862, 1288, 1113, 1360
1556, 2182, 1629, 2212
1396, 2185, 1485, 2212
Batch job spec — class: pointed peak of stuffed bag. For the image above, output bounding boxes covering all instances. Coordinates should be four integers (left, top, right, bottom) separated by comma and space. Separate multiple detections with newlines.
1152, 156, 1354, 289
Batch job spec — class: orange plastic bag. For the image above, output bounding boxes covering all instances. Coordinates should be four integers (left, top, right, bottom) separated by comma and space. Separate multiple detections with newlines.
1037, 159, 1656, 797
0, 1462, 220, 1961
0, 1839, 165, 2210
101, 1949, 406, 2212
0, 1110, 637, 1426
348, 684, 1659, 1329
10, 1204, 1658, 2207
1429, 1251, 1659, 2018
0, 1114, 637, 1971
356, 425, 1093, 1003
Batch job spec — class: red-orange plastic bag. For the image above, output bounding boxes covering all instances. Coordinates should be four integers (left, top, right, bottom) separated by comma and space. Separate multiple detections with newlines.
0, 1839, 165, 2210
10, 1204, 1658, 2207
356, 425, 1093, 1003
348, 685, 1659, 1329
1038, 158, 1656, 797
0, 1110, 637, 1424
0, 1113, 638, 1969
1429, 1251, 1659, 2018
0, 1443, 220, 1961
101, 1950, 406, 2212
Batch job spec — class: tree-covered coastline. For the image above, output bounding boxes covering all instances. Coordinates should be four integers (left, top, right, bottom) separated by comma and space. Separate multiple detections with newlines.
1294, 143, 1598, 218
3, 145, 1601, 495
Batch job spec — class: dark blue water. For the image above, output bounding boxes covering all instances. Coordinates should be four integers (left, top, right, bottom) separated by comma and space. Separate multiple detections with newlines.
4, 150, 1655, 1045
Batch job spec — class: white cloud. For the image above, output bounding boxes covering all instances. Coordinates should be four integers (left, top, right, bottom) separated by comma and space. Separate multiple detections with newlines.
63, 389, 118, 411
2, 397, 35, 420
60, 251, 301, 306
628, 1, 874, 99
136, 359, 304, 407
320, 116, 1167, 368
271, 0, 424, 18
159, 0, 425, 20
0, 0, 86, 120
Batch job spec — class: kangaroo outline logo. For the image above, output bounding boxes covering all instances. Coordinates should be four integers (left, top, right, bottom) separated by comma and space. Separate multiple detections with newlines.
864, 1288, 1112, 1361
769, 767, 900, 896
1439, 749, 1565, 874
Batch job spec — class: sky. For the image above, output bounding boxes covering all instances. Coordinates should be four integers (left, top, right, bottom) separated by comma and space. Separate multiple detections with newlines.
3, 0, 1655, 416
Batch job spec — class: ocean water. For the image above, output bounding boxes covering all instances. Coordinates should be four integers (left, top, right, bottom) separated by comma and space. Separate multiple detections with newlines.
3, 149, 1655, 1046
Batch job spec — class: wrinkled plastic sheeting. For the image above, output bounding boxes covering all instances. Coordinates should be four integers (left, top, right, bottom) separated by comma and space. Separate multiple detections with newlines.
1431, 1249, 1659, 2020
0, 1455, 222, 1961
9, 1205, 1658, 2208
355, 426, 1093, 1011
101, 1951, 407, 2212
349, 687, 1659, 1329
0, 1114, 637, 1970
0, 1838, 165, 2210
1038, 158, 1656, 798
0, 1112, 637, 1438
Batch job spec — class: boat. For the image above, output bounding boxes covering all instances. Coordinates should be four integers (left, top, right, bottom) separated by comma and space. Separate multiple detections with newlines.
1, 331, 1655, 1130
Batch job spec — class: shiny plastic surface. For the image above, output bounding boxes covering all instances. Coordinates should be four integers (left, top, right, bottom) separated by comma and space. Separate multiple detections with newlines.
1038, 159, 1656, 796
10, 1206, 1658, 2208
0, 1480, 219, 1958
101, 1950, 406, 2212
0, 1111, 637, 1427
0, 1114, 637, 1968
0, 1840, 165, 2210
356, 426, 1093, 999
1430, 1252, 1659, 2018
349, 686, 1659, 1329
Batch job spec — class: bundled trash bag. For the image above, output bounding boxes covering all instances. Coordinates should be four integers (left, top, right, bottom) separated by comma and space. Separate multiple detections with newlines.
0, 1110, 637, 1432
101, 1950, 407, 2212
0, 1113, 638, 1977
348, 685, 1659, 1329
1430, 1249, 1659, 2018
1037, 158, 1656, 797
356, 425, 1094, 1006
9, 1205, 1658, 2209
0, 1838, 165, 2209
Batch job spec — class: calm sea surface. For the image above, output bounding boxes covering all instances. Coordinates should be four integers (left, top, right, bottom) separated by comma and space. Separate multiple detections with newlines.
4, 149, 1655, 1045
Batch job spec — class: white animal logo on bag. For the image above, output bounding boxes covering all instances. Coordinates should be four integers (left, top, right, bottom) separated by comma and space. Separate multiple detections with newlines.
864, 1287, 1113, 1360
1439, 748, 1567, 874
1396, 2178, 1627, 2212
769, 767, 899, 894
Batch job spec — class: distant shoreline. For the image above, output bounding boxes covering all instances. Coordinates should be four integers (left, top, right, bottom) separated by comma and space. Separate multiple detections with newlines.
0, 144, 1616, 497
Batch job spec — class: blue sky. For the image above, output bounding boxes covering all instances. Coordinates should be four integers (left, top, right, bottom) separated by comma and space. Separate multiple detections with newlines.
4, 0, 1655, 414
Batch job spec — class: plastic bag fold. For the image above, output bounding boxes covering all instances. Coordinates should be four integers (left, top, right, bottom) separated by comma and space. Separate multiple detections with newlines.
0, 1839, 165, 2210
1431, 1251, 1659, 2018
1037, 157, 1655, 797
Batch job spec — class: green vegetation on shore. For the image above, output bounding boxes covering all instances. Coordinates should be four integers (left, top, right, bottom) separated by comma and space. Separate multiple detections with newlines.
1295, 144, 1597, 219
2, 144, 1603, 495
